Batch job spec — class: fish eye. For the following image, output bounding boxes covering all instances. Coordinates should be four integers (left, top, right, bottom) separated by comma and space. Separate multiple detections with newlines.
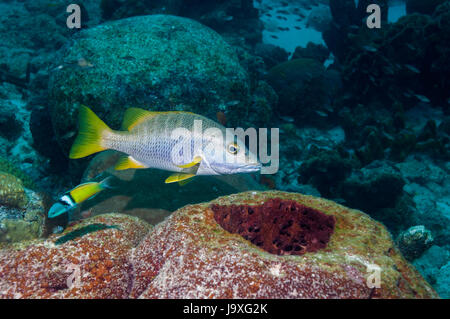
227, 142, 239, 155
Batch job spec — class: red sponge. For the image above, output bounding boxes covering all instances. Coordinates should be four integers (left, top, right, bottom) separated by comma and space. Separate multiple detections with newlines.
211, 198, 336, 256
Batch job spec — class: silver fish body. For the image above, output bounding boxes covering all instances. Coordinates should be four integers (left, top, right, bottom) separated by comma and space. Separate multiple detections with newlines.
101, 112, 260, 175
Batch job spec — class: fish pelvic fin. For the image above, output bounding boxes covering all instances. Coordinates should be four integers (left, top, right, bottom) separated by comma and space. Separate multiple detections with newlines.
69, 105, 112, 159
69, 181, 107, 204
115, 155, 148, 170
165, 173, 196, 184
176, 156, 202, 168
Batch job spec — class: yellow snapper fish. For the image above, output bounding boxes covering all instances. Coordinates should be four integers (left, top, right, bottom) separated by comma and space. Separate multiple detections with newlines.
48, 177, 112, 218
69, 106, 261, 185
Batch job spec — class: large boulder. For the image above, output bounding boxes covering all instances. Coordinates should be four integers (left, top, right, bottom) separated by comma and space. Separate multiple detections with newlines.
49, 15, 251, 153
130, 191, 437, 298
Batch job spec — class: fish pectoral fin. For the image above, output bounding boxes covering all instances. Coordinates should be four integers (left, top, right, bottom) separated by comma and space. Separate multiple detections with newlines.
115, 155, 147, 170
176, 156, 202, 168
165, 173, 196, 184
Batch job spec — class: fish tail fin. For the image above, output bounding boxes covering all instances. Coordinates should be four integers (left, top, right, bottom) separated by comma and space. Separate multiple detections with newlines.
98, 176, 116, 189
69, 105, 112, 159
69, 181, 105, 204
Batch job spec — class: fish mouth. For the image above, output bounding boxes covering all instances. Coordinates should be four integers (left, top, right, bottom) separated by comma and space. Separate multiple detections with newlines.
240, 162, 262, 172
210, 162, 261, 174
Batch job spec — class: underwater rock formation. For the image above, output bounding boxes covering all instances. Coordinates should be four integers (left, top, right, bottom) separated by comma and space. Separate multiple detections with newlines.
397, 225, 434, 261
0, 156, 46, 244
0, 173, 27, 209
0, 177, 47, 243
291, 43, 330, 64
0, 214, 151, 298
130, 191, 437, 298
0, 110, 22, 141
339, 161, 416, 235
307, 5, 332, 32
340, 4, 450, 108
29, 106, 68, 173
413, 245, 450, 298
49, 14, 253, 153
0, 192, 438, 298
406, 0, 447, 15
299, 147, 355, 198
253, 43, 289, 69
100, 0, 262, 46
266, 58, 341, 126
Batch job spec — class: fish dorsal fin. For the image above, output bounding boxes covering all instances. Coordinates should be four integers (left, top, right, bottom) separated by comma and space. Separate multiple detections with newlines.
122, 108, 197, 131
122, 108, 160, 131
115, 155, 148, 170
165, 173, 195, 184
176, 156, 202, 168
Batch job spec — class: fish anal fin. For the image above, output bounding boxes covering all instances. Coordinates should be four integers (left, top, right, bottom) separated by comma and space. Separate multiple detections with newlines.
165, 173, 195, 184
176, 156, 202, 168
115, 155, 147, 170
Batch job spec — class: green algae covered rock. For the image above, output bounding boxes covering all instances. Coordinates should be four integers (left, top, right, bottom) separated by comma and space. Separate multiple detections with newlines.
0, 172, 27, 208
0, 188, 47, 243
49, 14, 251, 153
0, 167, 46, 243
0, 156, 35, 190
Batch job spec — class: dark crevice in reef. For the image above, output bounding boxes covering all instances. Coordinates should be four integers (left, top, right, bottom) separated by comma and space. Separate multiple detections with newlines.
211, 198, 336, 256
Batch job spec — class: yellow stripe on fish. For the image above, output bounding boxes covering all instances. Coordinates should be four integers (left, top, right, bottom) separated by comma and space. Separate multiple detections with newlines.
69, 181, 106, 203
